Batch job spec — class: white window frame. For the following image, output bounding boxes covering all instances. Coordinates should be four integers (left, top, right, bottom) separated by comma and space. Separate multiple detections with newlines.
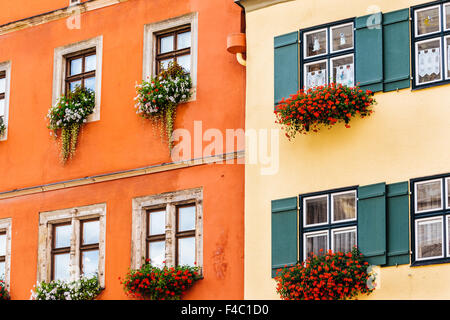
303, 28, 328, 59
414, 216, 444, 261
331, 226, 357, 254
303, 230, 329, 261
0, 61, 11, 141
303, 194, 329, 228
52, 36, 103, 122
414, 178, 443, 214
329, 22, 354, 54
444, 35, 450, 80
446, 177, 450, 209
331, 190, 357, 224
414, 4, 442, 38
131, 188, 203, 271
303, 59, 329, 91
37, 203, 106, 287
414, 37, 443, 86
0, 218, 12, 288
445, 3, 450, 31
143, 12, 198, 101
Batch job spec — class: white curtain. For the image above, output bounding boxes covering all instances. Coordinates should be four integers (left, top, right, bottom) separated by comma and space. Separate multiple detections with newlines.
418, 48, 440, 77
306, 69, 326, 89
335, 63, 354, 87
333, 230, 356, 254
306, 234, 327, 258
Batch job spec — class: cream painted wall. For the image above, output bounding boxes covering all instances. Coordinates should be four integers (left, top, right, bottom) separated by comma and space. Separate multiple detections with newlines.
244, 0, 450, 299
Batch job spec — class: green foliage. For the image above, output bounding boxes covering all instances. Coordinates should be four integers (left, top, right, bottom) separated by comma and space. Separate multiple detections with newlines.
31, 275, 102, 300
47, 86, 95, 163
275, 247, 375, 300
0, 279, 10, 300
275, 83, 376, 138
121, 261, 201, 300
0, 116, 5, 137
135, 62, 192, 150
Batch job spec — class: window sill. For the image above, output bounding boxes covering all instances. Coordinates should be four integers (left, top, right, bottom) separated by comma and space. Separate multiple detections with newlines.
411, 79, 450, 91
410, 258, 450, 267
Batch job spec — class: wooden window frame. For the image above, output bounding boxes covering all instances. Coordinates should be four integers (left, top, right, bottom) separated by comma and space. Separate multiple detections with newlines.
0, 230, 6, 268
145, 208, 166, 264
155, 25, 191, 74
410, 173, 450, 266
50, 222, 72, 281
64, 48, 96, 95
411, 1, 450, 90
79, 218, 100, 276
299, 18, 355, 90
299, 186, 358, 261
175, 204, 196, 266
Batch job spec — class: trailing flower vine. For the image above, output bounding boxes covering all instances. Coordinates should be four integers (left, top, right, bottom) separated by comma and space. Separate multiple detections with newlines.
0, 279, 10, 300
30, 275, 102, 300
275, 83, 376, 139
275, 247, 375, 300
121, 260, 201, 300
0, 116, 5, 137
134, 62, 192, 150
47, 86, 95, 163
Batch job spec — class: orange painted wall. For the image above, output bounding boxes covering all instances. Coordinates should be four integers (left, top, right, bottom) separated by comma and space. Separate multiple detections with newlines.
0, 0, 245, 299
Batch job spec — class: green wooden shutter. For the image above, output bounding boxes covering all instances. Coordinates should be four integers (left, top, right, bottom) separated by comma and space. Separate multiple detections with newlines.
383, 9, 411, 92
386, 181, 410, 266
274, 31, 299, 105
355, 13, 384, 92
271, 196, 298, 278
357, 182, 387, 265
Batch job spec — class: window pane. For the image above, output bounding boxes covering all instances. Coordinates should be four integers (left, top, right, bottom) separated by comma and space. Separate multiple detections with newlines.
178, 237, 195, 266
416, 7, 440, 36
70, 58, 83, 76
331, 24, 353, 52
148, 241, 165, 267
0, 233, 5, 256
84, 77, 96, 92
149, 210, 165, 236
178, 205, 196, 232
0, 262, 4, 279
82, 250, 99, 277
54, 224, 71, 248
305, 232, 328, 259
160, 35, 174, 54
417, 39, 442, 84
446, 37, 450, 79
332, 191, 356, 222
304, 195, 327, 226
305, 61, 327, 90
159, 58, 174, 71
177, 54, 191, 73
446, 4, 450, 30
0, 77, 5, 94
331, 55, 354, 87
333, 228, 356, 254
0, 99, 5, 117
177, 31, 191, 50
82, 220, 99, 245
447, 179, 450, 208
69, 80, 82, 92
417, 219, 443, 259
85, 54, 96, 72
305, 29, 327, 57
54, 253, 71, 281
416, 180, 442, 212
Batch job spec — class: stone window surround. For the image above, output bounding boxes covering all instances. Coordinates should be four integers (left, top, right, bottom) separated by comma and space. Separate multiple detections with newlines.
0, 218, 12, 288
131, 188, 203, 271
143, 12, 198, 101
0, 61, 11, 141
52, 35, 103, 122
37, 203, 106, 287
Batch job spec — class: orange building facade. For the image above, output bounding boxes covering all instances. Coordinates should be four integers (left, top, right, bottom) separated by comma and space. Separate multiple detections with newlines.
0, 0, 245, 300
